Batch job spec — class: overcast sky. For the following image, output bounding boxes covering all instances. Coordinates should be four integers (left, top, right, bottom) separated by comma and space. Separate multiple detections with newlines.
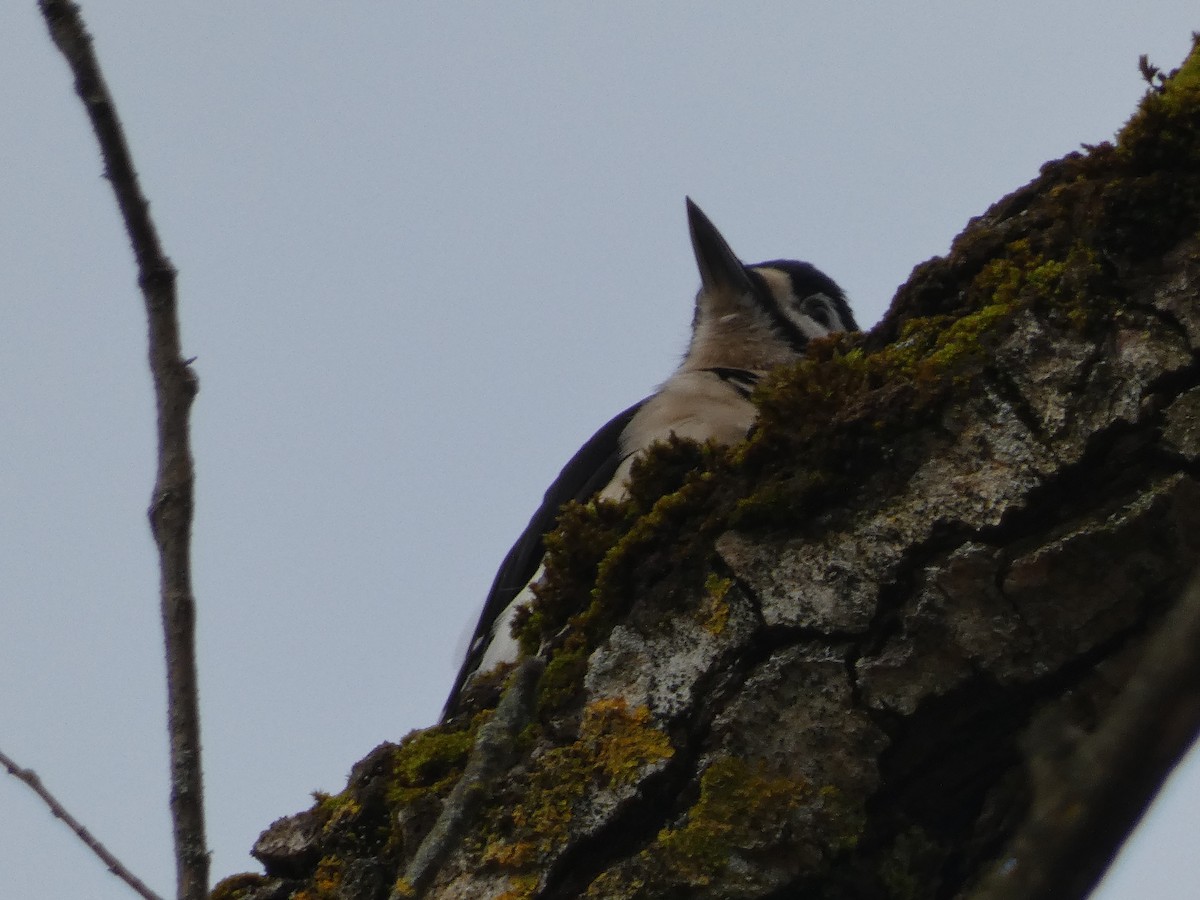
2, 4, 1198, 898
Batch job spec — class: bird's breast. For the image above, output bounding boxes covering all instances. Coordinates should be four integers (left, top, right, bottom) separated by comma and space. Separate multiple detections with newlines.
599, 370, 760, 500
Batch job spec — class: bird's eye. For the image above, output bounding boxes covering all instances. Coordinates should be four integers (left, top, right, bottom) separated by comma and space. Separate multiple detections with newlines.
798, 294, 834, 327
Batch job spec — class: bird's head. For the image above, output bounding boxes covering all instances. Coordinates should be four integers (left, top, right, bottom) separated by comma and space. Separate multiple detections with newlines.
684, 198, 857, 371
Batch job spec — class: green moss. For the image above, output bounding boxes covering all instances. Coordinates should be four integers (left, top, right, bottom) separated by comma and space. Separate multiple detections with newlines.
519, 439, 730, 714
656, 757, 806, 880
309, 789, 364, 838
1158, 41, 1200, 118
210, 873, 272, 900
891, 299, 1012, 383
483, 699, 674, 874
386, 724, 476, 808
519, 494, 638, 653
729, 333, 946, 531
589, 467, 721, 617
579, 756, 819, 897
730, 465, 839, 530
1118, 33, 1200, 166
535, 636, 590, 713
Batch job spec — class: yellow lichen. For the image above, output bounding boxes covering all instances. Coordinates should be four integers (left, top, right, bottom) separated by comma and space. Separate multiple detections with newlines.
484, 698, 674, 875
291, 856, 344, 900
495, 873, 540, 900
581, 755, 814, 896
701, 574, 733, 636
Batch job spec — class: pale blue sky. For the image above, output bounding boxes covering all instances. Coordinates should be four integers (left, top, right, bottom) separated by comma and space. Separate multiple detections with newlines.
1, 4, 1197, 897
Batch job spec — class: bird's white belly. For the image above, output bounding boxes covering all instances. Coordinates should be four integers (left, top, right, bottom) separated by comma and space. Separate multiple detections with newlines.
474, 563, 543, 672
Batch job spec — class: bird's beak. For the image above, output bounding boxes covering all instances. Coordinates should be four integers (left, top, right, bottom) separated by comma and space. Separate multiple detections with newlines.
687, 197, 753, 295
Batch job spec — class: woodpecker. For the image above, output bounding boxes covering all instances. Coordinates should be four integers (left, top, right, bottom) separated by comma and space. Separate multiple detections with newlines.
442, 199, 857, 720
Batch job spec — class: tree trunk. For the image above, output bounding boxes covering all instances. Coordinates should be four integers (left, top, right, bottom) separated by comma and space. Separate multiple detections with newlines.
214, 39, 1200, 900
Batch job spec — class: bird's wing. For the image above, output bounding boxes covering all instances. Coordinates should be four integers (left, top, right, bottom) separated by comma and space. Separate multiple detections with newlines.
443, 398, 645, 715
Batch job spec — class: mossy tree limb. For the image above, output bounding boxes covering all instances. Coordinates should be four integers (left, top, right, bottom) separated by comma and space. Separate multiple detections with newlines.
218, 36, 1200, 900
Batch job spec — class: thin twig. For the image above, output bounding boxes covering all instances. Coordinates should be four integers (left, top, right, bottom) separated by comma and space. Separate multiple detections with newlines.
0, 748, 165, 900
37, 3, 210, 899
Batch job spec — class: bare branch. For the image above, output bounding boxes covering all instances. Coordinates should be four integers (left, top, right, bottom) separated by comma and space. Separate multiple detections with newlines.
37, 3, 209, 898
0, 748, 165, 900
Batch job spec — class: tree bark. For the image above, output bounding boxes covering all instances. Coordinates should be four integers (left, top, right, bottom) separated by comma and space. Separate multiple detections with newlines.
215, 37, 1200, 900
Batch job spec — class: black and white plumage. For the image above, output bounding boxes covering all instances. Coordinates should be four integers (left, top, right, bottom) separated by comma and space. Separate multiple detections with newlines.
441, 199, 857, 720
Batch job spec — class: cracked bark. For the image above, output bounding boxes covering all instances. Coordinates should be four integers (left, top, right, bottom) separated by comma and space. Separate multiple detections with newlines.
216, 39, 1200, 900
